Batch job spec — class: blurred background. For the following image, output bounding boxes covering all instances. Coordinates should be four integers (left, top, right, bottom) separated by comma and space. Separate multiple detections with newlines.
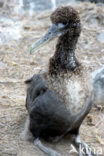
0, 0, 104, 156
0, 0, 104, 46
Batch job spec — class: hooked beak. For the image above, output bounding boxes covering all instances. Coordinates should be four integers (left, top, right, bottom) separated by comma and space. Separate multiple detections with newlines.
30, 23, 66, 54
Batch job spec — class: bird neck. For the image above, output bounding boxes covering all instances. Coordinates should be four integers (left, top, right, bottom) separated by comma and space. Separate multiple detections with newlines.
49, 31, 80, 75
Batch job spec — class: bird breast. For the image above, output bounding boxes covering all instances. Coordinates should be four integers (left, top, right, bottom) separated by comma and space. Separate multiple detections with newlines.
42, 70, 92, 115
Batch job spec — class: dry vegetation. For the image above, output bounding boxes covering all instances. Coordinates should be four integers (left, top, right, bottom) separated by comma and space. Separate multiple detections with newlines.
0, 1, 104, 156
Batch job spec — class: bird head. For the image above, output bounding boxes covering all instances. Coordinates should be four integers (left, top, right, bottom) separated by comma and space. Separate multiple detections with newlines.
30, 6, 81, 54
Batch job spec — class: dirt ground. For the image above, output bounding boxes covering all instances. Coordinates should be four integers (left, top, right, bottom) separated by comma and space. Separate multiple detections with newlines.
0, 1, 104, 156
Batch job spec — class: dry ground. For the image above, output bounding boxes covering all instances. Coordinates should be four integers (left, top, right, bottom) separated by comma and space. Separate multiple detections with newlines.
0, 2, 104, 156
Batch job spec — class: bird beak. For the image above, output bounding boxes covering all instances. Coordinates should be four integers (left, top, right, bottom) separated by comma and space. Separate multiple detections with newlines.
30, 24, 63, 54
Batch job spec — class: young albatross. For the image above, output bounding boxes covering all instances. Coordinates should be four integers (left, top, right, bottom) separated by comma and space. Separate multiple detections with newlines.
26, 6, 99, 156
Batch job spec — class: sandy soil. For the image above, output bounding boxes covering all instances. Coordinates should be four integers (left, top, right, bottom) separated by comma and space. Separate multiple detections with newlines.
0, 1, 104, 156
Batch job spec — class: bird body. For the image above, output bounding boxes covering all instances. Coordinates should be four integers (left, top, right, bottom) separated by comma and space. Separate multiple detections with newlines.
24, 73, 95, 156
25, 74, 93, 140
42, 67, 91, 115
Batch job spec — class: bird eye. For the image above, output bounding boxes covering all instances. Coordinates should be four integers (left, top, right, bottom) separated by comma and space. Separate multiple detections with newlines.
62, 21, 67, 25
